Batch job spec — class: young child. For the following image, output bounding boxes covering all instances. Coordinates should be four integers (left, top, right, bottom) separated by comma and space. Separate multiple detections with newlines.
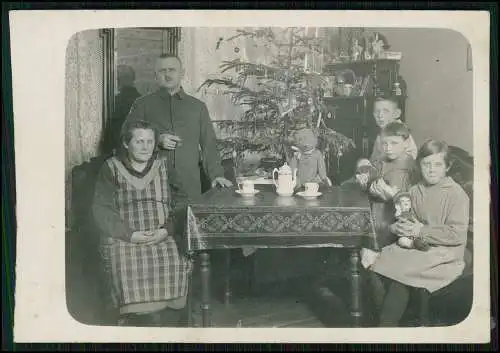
289, 127, 332, 188
354, 96, 418, 191
360, 121, 417, 269
370, 96, 418, 162
369, 139, 470, 326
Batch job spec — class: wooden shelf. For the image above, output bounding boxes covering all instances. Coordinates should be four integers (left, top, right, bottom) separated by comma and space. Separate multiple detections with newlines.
322, 95, 407, 102
322, 96, 365, 101
323, 59, 401, 74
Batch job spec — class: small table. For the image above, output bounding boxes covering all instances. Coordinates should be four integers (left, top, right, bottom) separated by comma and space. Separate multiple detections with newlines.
185, 185, 375, 327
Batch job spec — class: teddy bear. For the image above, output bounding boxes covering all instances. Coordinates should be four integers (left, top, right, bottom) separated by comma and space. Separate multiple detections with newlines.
289, 128, 332, 188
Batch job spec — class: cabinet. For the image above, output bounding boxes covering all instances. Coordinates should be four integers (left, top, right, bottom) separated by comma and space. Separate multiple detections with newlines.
321, 59, 407, 184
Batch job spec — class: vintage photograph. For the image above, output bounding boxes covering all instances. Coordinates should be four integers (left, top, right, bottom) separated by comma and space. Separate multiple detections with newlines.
64, 26, 476, 330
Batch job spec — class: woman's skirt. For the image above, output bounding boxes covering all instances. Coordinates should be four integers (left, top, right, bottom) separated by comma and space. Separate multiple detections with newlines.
99, 236, 193, 311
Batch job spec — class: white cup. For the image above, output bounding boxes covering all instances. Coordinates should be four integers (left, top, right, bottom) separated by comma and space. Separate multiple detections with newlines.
304, 182, 319, 195
239, 180, 255, 194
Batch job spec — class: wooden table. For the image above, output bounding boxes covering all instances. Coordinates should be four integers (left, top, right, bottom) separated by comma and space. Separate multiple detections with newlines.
184, 184, 375, 327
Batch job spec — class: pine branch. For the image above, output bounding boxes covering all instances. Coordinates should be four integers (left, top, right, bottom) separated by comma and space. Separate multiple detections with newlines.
214, 119, 282, 130
207, 27, 357, 161
197, 78, 243, 92
225, 28, 275, 42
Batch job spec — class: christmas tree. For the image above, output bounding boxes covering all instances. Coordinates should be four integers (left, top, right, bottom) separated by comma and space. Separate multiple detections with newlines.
198, 27, 356, 177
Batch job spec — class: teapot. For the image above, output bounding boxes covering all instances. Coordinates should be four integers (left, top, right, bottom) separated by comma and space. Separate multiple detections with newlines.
272, 162, 297, 197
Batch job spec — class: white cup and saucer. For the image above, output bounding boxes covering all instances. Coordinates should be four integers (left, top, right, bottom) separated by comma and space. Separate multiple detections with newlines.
297, 182, 322, 200
235, 179, 259, 197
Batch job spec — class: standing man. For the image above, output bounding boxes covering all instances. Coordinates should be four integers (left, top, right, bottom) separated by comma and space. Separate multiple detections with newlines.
123, 54, 233, 208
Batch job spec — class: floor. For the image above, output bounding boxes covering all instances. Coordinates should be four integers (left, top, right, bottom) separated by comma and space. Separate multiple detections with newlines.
66, 244, 330, 327
65, 233, 473, 328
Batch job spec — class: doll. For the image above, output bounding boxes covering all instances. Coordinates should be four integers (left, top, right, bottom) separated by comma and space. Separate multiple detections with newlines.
393, 192, 430, 251
289, 128, 332, 188
351, 39, 364, 61
371, 32, 390, 59
355, 158, 380, 187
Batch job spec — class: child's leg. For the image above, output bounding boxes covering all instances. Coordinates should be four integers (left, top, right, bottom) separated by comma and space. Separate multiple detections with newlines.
368, 271, 386, 310
378, 279, 411, 327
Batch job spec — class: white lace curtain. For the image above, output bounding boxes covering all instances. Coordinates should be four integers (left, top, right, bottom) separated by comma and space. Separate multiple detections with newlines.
65, 30, 104, 174
65, 29, 104, 226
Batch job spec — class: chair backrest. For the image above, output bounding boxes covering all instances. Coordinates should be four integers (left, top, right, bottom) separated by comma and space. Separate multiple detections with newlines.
447, 146, 474, 222
70, 155, 109, 232
447, 146, 474, 254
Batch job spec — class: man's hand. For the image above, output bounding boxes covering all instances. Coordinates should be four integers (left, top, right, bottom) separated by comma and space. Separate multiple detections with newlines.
211, 176, 233, 189
159, 133, 182, 150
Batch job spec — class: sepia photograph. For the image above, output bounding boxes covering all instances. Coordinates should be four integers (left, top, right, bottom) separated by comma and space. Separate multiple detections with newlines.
10, 10, 491, 343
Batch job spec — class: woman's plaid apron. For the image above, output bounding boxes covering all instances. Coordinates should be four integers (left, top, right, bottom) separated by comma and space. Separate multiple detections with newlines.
99, 157, 192, 309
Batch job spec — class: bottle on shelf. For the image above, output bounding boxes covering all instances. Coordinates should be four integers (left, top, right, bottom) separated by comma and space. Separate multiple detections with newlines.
393, 82, 402, 96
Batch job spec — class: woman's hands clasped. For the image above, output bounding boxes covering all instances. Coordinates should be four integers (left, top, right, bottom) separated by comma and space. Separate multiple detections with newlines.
131, 228, 168, 245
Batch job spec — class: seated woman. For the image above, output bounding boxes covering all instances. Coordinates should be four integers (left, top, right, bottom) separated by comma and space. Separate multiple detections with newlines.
367, 139, 470, 326
91, 120, 193, 327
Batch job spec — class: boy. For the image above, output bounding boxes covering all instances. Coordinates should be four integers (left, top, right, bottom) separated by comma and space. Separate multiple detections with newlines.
354, 96, 418, 190
361, 121, 417, 268
370, 96, 418, 162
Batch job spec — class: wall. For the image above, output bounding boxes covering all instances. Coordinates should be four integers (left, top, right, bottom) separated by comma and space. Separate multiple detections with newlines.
375, 28, 474, 154
178, 27, 249, 123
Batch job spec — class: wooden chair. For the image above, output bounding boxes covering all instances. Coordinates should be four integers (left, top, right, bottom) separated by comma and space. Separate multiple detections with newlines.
414, 146, 474, 327
68, 154, 116, 324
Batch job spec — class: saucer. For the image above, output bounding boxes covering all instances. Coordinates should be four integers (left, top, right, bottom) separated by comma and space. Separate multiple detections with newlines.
235, 189, 260, 197
297, 191, 322, 199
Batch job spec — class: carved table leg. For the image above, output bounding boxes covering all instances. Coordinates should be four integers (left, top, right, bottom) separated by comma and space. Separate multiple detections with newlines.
350, 248, 363, 327
224, 250, 232, 308
200, 252, 211, 327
